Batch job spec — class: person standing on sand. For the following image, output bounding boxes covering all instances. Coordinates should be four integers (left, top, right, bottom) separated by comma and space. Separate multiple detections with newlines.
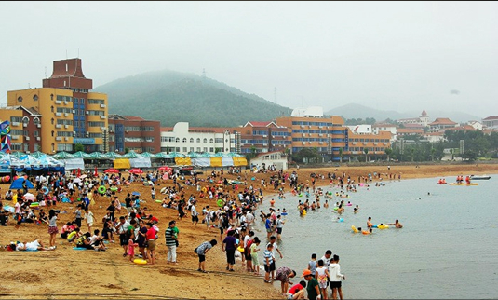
222, 229, 237, 271
329, 254, 345, 300
195, 238, 217, 273
47, 209, 58, 248
165, 220, 178, 264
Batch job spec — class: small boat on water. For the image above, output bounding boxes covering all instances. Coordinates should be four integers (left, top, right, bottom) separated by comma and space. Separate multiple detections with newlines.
470, 175, 491, 180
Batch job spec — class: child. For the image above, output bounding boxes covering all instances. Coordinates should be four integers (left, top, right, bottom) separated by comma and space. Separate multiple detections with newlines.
84, 208, 94, 233
308, 253, 317, 278
329, 254, 345, 300
151, 186, 156, 201
127, 231, 139, 262
287, 280, 307, 300
316, 259, 330, 299
250, 237, 261, 275
263, 243, 275, 283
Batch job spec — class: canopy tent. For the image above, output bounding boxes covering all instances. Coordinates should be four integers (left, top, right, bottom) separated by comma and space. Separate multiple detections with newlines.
114, 158, 131, 170
129, 157, 151, 168
140, 152, 156, 158
124, 150, 140, 158
209, 157, 223, 167
60, 157, 85, 170
88, 152, 104, 159
192, 157, 210, 167
154, 152, 174, 158
72, 151, 91, 158
9, 177, 35, 189
232, 156, 248, 166
53, 151, 74, 159
103, 152, 122, 159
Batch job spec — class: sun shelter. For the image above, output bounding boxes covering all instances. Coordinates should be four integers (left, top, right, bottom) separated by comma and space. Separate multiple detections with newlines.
10, 177, 35, 189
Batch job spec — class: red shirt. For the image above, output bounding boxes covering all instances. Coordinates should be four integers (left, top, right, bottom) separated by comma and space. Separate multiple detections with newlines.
288, 283, 304, 294
146, 227, 156, 240
149, 216, 158, 223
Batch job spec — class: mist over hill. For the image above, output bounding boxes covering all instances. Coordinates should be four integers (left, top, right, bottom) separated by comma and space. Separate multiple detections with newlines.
95, 70, 292, 127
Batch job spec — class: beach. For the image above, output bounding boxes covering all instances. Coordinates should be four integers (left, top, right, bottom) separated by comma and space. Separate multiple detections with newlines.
1, 163, 497, 299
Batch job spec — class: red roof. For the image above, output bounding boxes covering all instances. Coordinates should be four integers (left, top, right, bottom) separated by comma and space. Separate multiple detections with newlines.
445, 125, 476, 131
429, 118, 457, 126
482, 116, 498, 120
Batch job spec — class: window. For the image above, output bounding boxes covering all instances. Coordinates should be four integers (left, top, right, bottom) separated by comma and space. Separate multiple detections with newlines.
182, 147, 187, 152
209, 138, 213, 143
196, 138, 200, 143
190, 138, 194, 143
203, 138, 207, 143
17, 96, 22, 102
33, 95, 38, 101
182, 138, 187, 143
175, 138, 180, 143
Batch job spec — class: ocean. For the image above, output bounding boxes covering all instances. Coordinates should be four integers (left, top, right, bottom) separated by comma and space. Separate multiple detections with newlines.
254, 174, 498, 299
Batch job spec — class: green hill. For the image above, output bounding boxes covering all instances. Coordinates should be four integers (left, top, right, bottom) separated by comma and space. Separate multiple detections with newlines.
95, 70, 291, 127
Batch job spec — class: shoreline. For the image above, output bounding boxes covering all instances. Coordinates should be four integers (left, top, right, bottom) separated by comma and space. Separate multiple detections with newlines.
0, 163, 497, 299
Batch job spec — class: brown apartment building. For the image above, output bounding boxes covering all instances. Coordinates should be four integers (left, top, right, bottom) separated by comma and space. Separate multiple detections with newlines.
108, 115, 161, 154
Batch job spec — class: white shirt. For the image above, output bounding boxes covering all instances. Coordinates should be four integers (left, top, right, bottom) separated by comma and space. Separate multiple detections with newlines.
329, 263, 344, 281
321, 255, 331, 267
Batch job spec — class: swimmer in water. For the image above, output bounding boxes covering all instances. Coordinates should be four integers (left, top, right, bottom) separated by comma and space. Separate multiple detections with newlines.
353, 205, 359, 213
388, 219, 403, 228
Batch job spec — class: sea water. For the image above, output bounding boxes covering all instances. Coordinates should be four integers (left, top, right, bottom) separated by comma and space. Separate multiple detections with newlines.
254, 175, 498, 299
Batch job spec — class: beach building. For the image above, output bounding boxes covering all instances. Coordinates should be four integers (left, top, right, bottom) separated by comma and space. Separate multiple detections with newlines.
428, 117, 459, 132
108, 115, 161, 154
236, 121, 291, 155
160, 122, 238, 155
397, 128, 425, 138
249, 150, 289, 170
423, 131, 446, 143
397, 110, 430, 127
482, 116, 498, 129
467, 120, 483, 130
345, 128, 392, 162
372, 123, 398, 142
2, 58, 108, 154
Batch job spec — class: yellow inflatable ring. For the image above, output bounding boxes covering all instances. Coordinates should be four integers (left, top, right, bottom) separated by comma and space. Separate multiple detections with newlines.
155, 199, 162, 203
351, 225, 358, 233
133, 258, 147, 265
217, 199, 223, 207
98, 185, 106, 194
237, 246, 244, 253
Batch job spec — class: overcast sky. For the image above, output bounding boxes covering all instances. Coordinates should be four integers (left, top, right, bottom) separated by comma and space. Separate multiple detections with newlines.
1, 1, 497, 117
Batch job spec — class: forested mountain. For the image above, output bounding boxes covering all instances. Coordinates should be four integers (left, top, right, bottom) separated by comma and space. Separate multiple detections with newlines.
95, 70, 291, 127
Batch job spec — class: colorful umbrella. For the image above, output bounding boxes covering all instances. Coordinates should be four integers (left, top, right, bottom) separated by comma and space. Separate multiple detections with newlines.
128, 169, 143, 174
103, 169, 120, 173
158, 166, 171, 171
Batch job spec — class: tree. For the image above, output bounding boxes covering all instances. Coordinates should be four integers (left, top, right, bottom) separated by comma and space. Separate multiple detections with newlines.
384, 147, 393, 161
364, 147, 369, 162
215, 147, 222, 154
338, 147, 343, 163
431, 147, 436, 161
125, 147, 129, 154
74, 143, 84, 152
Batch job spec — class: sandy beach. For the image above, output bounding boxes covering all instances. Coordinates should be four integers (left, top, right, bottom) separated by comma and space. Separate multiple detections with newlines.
0, 162, 497, 299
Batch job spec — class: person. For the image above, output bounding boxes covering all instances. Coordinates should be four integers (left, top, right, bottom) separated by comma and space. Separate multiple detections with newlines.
115, 216, 130, 257
165, 220, 178, 264
275, 266, 297, 295
367, 217, 373, 228
308, 253, 317, 278
263, 243, 275, 283
84, 208, 94, 233
276, 214, 285, 240
329, 254, 345, 300
5, 189, 13, 201
303, 269, 320, 300
73, 204, 82, 228
287, 280, 306, 300
388, 219, 403, 228
127, 230, 138, 262
222, 229, 237, 271
316, 259, 330, 299
265, 213, 273, 239
321, 250, 332, 267
145, 222, 157, 265
195, 238, 217, 273
47, 209, 58, 248
244, 230, 255, 272
15, 239, 55, 251
250, 237, 262, 275
268, 236, 283, 280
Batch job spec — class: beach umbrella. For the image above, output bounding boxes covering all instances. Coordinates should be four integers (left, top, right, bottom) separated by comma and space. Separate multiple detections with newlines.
103, 168, 120, 173
154, 152, 174, 158
131, 191, 141, 196
89, 152, 103, 159
73, 151, 90, 158
79, 174, 88, 179
103, 152, 122, 159
124, 150, 140, 158
140, 152, 156, 158
31, 151, 47, 159
53, 151, 74, 159
158, 166, 171, 171
23, 193, 35, 201
128, 168, 143, 174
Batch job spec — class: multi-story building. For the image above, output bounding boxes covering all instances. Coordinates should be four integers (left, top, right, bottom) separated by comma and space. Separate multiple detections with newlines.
237, 121, 291, 154
345, 128, 391, 161
397, 110, 430, 127
3, 58, 108, 154
276, 113, 346, 161
160, 122, 238, 155
482, 116, 498, 129
372, 123, 398, 142
428, 117, 458, 132
0, 106, 41, 152
108, 115, 161, 154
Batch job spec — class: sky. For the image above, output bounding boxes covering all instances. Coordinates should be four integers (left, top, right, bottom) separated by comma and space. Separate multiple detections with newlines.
1, 1, 497, 118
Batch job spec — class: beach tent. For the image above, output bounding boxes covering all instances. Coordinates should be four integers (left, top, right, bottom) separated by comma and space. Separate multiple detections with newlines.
232, 157, 248, 166
9, 178, 35, 189
114, 158, 131, 170
209, 157, 223, 167
174, 156, 192, 166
